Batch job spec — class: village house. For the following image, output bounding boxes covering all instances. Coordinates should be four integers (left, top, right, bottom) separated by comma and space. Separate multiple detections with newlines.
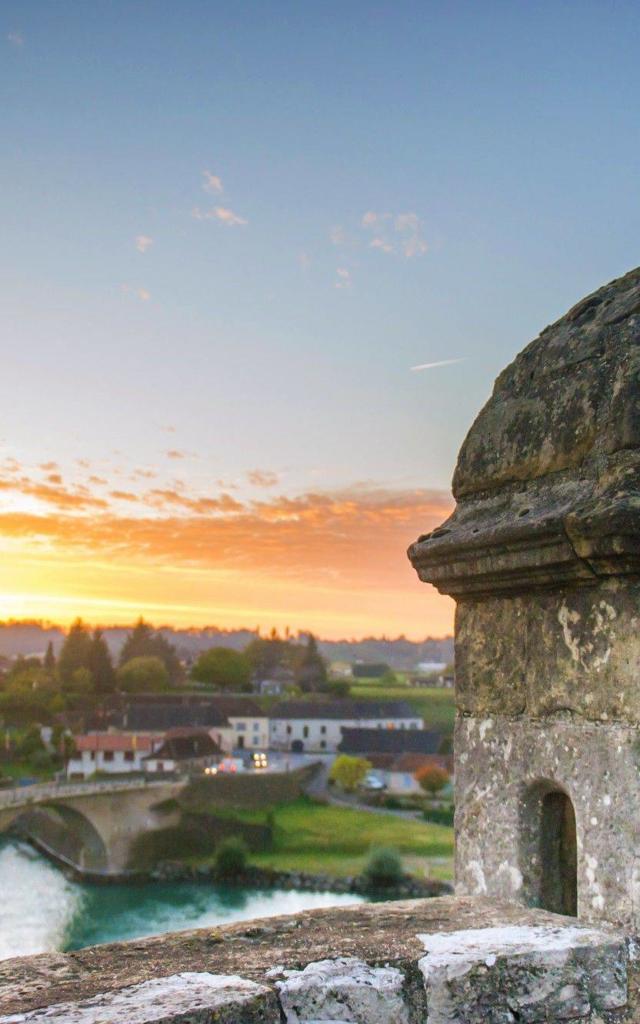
120, 693, 269, 752
142, 727, 221, 774
269, 699, 423, 753
66, 732, 163, 779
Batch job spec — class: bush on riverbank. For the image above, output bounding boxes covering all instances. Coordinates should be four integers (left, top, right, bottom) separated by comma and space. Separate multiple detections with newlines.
214, 837, 248, 878
361, 847, 404, 889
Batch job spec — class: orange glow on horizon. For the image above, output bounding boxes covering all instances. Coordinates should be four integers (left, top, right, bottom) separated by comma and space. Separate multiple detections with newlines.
0, 470, 455, 640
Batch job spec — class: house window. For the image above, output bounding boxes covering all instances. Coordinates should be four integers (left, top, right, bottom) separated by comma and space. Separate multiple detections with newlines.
124, 751, 134, 762
320, 725, 326, 735
103, 751, 114, 762
286, 725, 292, 735
409, 722, 417, 729
253, 722, 260, 730
157, 761, 164, 772
303, 726, 309, 739
236, 723, 246, 731
320, 740, 326, 750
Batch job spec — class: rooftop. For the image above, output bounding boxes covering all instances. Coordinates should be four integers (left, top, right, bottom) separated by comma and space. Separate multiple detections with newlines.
144, 729, 221, 762
75, 732, 161, 753
271, 699, 419, 720
338, 727, 443, 754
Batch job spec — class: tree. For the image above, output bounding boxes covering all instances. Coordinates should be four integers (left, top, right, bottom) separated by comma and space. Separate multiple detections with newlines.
191, 647, 251, 691
245, 632, 291, 679
117, 656, 170, 693
88, 630, 115, 694
67, 666, 93, 695
379, 669, 398, 688
58, 619, 92, 688
329, 754, 371, 792
415, 764, 450, 796
327, 679, 350, 698
43, 641, 56, 678
119, 619, 181, 683
295, 634, 327, 693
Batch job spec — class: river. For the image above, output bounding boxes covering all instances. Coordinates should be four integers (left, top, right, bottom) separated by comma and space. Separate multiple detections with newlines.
0, 840, 366, 960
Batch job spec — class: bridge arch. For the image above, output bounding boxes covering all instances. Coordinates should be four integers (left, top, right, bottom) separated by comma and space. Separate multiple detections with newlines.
5, 802, 109, 874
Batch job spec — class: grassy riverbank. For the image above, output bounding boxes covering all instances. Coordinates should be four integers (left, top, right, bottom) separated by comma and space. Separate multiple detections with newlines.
187, 796, 454, 882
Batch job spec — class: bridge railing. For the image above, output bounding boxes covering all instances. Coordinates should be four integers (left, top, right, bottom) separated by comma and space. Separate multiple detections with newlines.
0, 777, 180, 809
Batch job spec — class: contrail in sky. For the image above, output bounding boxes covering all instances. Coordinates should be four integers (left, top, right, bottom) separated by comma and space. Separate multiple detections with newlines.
410, 357, 466, 372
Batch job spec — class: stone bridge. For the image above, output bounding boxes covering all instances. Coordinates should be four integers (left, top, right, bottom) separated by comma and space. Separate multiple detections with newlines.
0, 779, 184, 876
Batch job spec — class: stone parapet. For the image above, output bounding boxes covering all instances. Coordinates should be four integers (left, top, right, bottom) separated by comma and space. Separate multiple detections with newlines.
0, 897, 632, 1023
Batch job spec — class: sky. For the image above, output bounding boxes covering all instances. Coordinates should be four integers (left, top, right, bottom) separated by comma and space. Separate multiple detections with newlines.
1, 1, 639, 638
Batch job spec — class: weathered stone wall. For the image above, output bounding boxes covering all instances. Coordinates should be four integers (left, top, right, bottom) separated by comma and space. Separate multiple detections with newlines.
455, 582, 640, 721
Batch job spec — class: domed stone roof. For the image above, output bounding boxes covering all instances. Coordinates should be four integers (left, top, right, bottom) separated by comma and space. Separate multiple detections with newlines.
409, 267, 640, 597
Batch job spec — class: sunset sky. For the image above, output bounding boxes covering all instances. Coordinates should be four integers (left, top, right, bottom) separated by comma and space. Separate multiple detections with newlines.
1, 2, 639, 637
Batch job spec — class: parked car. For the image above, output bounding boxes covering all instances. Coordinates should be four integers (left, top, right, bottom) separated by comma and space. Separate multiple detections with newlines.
361, 772, 386, 792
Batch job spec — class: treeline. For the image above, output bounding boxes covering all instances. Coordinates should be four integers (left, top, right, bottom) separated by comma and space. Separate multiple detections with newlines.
0, 619, 182, 727
0, 624, 343, 729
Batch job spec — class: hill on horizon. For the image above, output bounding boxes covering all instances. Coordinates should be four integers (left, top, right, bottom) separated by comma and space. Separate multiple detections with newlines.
0, 620, 453, 670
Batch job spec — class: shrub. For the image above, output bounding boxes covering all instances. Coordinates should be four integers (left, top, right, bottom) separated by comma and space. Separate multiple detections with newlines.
423, 805, 454, 827
214, 836, 248, 878
383, 795, 402, 810
361, 846, 403, 888
329, 754, 371, 792
415, 764, 450, 796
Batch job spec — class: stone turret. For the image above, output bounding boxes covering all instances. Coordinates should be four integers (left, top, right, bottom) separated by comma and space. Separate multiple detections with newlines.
409, 267, 640, 929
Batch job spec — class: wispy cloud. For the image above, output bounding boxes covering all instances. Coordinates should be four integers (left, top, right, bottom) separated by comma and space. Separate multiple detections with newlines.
361, 210, 427, 259
122, 284, 151, 302
0, 481, 450, 576
213, 206, 247, 227
411, 358, 466, 372
7, 31, 23, 47
135, 235, 153, 253
370, 238, 394, 254
192, 206, 248, 226
247, 469, 280, 488
110, 490, 140, 502
335, 267, 352, 290
166, 449, 187, 460
202, 170, 223, 194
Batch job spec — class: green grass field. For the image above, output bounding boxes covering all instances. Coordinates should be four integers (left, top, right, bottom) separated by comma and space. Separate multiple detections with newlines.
189, 796, 454, 881
349, 681, 455, 734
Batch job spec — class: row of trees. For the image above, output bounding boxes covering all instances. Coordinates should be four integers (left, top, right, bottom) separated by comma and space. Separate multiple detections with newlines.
0, 619, 183, 726
0, 623, 338, 726
53, 618, 181, 694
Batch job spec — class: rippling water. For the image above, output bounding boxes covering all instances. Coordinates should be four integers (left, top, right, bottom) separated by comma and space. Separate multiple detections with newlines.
0, 840, 365, 960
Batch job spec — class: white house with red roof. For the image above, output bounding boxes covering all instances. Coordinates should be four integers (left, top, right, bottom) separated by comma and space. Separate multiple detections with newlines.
66, 732, 164, 779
